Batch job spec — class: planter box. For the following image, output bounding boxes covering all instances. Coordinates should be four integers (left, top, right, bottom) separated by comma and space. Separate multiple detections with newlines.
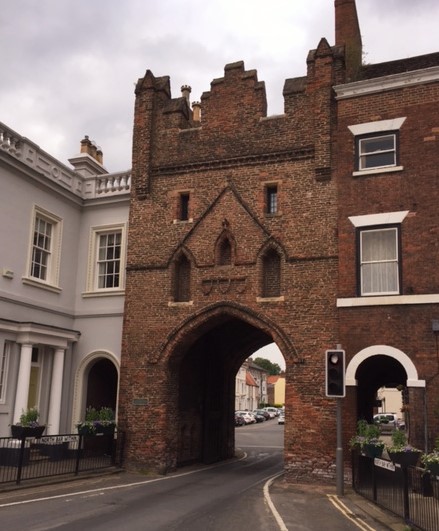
11, 425, 46, 439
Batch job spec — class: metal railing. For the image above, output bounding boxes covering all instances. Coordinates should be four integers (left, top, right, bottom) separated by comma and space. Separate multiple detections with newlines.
0, 431, 125, 486
352, 452, 439, 531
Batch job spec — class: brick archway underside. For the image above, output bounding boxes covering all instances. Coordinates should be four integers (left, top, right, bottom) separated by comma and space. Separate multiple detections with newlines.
174, 316, 274, 466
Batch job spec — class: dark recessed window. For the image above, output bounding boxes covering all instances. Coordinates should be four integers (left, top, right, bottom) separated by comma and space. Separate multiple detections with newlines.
262, 249, 281, 297
174, 255, 191, 302
179, 193, 190, 221
266, 185, 278, 214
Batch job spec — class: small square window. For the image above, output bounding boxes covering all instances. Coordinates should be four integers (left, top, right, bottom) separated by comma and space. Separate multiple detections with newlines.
266, 185, 278, 215
357, 133, 397, 171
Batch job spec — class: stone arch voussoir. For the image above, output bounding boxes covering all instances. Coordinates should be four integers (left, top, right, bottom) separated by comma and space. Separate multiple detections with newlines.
153, 302, 302, 365
345, 345, 425, 388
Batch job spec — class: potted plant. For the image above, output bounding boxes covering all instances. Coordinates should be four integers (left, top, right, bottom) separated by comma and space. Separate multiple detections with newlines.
77, 406, 116, 435
11, 407, 46, 439
76, 406, 99, 435
94, 407, 116, 434
350, 420, 385, 458
386, 429, 422, 467
421, 437, 439, 476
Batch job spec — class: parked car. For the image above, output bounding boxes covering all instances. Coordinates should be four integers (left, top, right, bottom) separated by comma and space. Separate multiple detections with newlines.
263, 407, 279, 418
278, 412, 285, 424
235, 414, 246, 427
254, 409, 270, 421
252, 411, 266, 423
235, 411, 256, 424
373, 413, 404, 431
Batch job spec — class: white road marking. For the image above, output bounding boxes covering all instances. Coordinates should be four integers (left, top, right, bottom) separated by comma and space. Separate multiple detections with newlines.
263, 473, 289, 531
0, 453, 248, 508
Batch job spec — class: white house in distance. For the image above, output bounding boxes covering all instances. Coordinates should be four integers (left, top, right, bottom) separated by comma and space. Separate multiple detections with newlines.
235, 358, 268, 411
0, 121, 130, 436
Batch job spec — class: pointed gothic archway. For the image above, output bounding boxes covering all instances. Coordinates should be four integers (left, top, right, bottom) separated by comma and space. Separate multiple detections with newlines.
156, 302, 297, 468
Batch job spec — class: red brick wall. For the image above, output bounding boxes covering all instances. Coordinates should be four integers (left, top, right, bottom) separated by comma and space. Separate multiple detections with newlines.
120, 50, 342, 480
336, 72, 439, 450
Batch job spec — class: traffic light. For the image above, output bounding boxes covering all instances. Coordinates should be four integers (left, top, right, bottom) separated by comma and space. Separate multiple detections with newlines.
325, 350, 345, 397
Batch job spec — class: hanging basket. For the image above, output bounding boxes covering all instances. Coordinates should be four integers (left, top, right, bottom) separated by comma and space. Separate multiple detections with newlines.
425, 462, 439, 476
388, 450, 421, 468
362, 443, 384, 459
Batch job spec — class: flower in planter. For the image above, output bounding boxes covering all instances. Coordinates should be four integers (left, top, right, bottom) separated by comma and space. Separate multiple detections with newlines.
76, 406, 116, 435
386, 429, 422, 467
350, 420, 385, 458
421, 436, 439, 474
17, 407, 41, 427
387, 429, 421, 454
11, 407, 46, 438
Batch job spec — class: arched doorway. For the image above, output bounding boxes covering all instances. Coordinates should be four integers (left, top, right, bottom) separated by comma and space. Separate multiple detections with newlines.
161, 305, 295, 468
72, 352, 120, 429
86, 358, 118, 412
346, 345, 426, 442
175, 317, 273, 465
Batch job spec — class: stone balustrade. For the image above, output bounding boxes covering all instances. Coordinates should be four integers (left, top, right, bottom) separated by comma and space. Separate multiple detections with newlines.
0, 121, 131, 201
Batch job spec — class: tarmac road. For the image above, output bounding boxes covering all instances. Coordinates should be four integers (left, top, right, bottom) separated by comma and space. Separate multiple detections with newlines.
0, 421, 405, 530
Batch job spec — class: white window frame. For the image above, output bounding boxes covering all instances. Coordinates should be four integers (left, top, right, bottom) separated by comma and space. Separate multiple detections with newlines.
348, 117, 406, 176
359, 226, 400, 296
358, 133, 397, 171
23, 206, 63, 292
84, 222, 127, 296
0, 341, 11, 404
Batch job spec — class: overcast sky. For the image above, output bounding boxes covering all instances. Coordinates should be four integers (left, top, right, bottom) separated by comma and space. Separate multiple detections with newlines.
1, 0, 438, 174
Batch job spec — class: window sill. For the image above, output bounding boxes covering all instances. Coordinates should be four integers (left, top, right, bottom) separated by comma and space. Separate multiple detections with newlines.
337, 293, 439, 307
168, 301, 194, 307
172, 218, 193, 224
22, 277, 62, 294
352, 166, 403, 177
82, 289, 125, 298
256, 296, 285, 303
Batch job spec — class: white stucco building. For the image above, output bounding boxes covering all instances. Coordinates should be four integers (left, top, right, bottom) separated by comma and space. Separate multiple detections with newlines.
0, 122, 130, 436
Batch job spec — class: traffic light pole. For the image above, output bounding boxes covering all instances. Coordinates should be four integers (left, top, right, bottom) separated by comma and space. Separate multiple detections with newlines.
336, 397, 344, 496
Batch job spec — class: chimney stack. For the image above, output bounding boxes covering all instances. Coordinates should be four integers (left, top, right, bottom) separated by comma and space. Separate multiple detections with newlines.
79, 135, 103, 165
334, 0, 362, 82
192, 101, 201, 122
181, 85, 191, 105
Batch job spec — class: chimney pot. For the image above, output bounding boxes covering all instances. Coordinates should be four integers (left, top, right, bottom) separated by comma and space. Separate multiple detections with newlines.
181, 85, 192, 104
192, 101, 201, 122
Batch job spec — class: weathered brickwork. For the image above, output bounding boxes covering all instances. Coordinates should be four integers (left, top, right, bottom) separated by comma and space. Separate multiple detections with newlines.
119, 0, 439, 481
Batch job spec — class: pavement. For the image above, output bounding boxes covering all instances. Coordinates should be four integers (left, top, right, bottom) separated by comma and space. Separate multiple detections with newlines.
0, 468, 408, 531
268, 475, 407, 531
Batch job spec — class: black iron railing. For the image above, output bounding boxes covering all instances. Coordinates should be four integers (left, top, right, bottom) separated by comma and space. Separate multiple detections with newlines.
0, 430, 125, 486
352, 452, 439, 531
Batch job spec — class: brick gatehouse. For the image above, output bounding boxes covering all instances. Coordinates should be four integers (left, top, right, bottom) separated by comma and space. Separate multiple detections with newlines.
118, 0, 439, 482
